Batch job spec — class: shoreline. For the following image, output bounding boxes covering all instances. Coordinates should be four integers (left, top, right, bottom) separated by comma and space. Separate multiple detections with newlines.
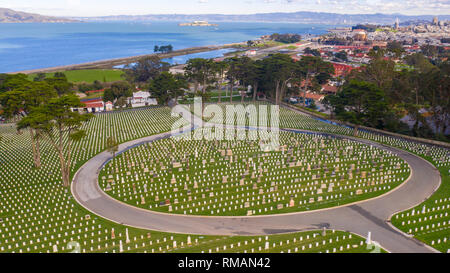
9, 42, 243, 75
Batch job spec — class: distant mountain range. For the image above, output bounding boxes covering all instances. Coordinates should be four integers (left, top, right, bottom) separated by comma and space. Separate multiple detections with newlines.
1, 8, 449, 25
0, 8, 76, 23
77, 12, 450, 25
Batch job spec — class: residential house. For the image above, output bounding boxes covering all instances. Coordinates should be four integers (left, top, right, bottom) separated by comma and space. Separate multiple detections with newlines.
128, 91, 157, 108
321, 84, 338, 94
78, 98, 105, 113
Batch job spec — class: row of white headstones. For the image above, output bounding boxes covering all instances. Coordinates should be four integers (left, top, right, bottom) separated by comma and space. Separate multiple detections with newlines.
102, 130, 408, 215
0, 104, 447, 252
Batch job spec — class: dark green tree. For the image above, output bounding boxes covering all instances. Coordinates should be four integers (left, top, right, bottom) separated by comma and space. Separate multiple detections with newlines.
44, 76, 73, 95
106, 136, 119, 159
0, 81, 57, 168
110, 82, 133, 99
297, 56, 334, 106
185, 58, 217, 94
325, 80, 388, 136
0, 74, 30, 92
259, 54, 298, 105
124, 56, 169, 83
304, 47, 321, 57
224, 57, 241, 103
355, 56, 395, 92
18, 95, 93, 187
33, 73, 47, 82
149, 72, 187, 105
315, 72, 332, 85
387, 41, 405, 58
102, 88, 115, 103
334, 50, 348, 62
270, 33, 301, 43
212, 61, 228, 103
404, 53, 435, 73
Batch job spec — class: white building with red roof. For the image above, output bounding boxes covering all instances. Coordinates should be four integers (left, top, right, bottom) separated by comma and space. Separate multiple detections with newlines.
73, 98, 106, 113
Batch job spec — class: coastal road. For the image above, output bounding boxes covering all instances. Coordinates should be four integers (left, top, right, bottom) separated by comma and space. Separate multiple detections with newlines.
72, 106, 441, 253
12, 43, 242, 74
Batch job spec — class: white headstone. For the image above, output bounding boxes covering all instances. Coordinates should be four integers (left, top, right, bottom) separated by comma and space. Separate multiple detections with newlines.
125, 228, 130, 244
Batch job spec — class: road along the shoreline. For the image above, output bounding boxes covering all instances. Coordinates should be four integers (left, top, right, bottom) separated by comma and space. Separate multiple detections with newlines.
72, 108, 441, 253
10, 43, 242, 74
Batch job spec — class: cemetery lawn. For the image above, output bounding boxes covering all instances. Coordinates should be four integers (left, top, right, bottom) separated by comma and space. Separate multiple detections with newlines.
28, 69, 124, 83
290, 104, 330, 119
0, 103, 447, 253
179, 95, 251, 104
391, 163, 449, 253
99, 129, 410, 216
0, 106, 374, 254
0, 107, 184, 253
170, 230, 387, 253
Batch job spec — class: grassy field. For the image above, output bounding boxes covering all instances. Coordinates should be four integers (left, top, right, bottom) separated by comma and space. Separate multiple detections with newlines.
28, 69, 125, 83
0, 106, 375, 253
391, 162, 449, 253
186, 102, 449, 250
234, 40, 284, 49
81, 91, 105, 100
290, 104, 330, 118
100, 129, 409, 216
170, 230, 385, 253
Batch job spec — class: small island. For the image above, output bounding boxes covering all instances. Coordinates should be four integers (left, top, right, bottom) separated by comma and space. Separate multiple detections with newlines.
178, 21, 218, 27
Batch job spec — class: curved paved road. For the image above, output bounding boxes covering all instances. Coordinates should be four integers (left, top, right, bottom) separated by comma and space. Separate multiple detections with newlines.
72, 107, 441, 253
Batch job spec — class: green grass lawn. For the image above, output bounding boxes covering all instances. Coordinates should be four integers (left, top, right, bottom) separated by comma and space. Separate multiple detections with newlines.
0, 102, 447, 253
99, 125, 409, 216
234, 40, 284, 49
171, 230, 385, 253
391, 162, 449, 253
81, 91, 105, 100
395, 64, 414, 72
291, 104, 330, 119
28, 69, 125, 83
0, 109, 378, 253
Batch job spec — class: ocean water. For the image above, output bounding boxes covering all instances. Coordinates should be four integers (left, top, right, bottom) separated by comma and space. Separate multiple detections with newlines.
163, 48, 236, 65
0, 21, 332, 73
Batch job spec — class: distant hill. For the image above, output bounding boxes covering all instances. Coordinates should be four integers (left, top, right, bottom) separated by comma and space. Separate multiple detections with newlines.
2, 8, 448, 25
77, 12, 450, 25
0, 8, 76, 23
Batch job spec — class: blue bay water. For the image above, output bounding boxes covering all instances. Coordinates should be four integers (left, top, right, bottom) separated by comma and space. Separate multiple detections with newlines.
0, 21, 332, 73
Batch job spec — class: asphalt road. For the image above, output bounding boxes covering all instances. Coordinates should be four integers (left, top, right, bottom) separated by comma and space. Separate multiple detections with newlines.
72, 106, 441, 253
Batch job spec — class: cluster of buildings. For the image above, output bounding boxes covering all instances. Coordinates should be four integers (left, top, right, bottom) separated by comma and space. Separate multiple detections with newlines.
327, 17, 449, 47
289, 44, 369, 104
286, 16, 449, 114
75, 90, 157, 113
412, 16, 449, 34
75, 16, 449, 115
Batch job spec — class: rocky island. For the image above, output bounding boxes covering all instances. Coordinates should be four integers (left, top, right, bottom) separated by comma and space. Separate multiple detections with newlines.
178, 20, 218, 27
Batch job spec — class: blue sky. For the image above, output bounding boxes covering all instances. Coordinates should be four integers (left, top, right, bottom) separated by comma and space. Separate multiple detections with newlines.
1, 0, 449, 17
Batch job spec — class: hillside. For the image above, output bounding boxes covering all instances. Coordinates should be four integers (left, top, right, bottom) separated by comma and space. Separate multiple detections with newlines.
2, 8, 448, 25
78, 12, 450, 25
0, 8, 76, 23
